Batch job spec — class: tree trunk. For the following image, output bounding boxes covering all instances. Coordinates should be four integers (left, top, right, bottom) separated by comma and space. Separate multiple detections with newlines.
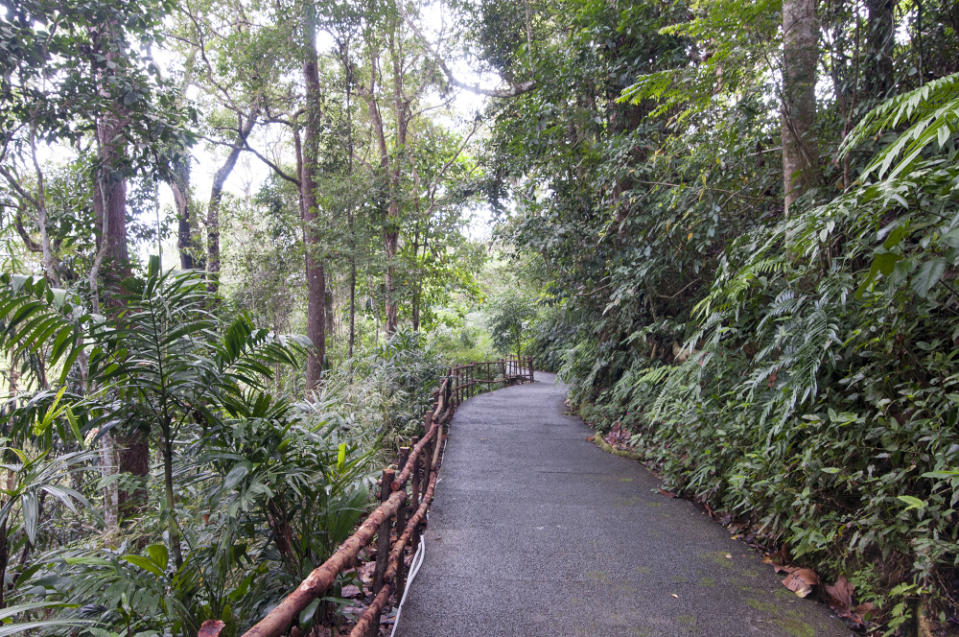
384, 30, 409, 336
349, 233, 357, 358
301, 3, 327, 389
384, 226, 399, 334
411, 229, 422, 332
344, 45, 357, 360
170, 156, 202, 270
781, 0, 820, 216
93, 116, 131, 293
161, 428, 183, 568
325, 280, 335, 339
91, 40, 149, 519
206, 111, 258, 292
99, 431, 119, 532
116, 427, 149, 521
864, 0, 895, 97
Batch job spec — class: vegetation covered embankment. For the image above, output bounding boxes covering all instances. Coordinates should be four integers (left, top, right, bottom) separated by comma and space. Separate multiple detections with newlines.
0, 263, 453, 635
476, 1, 959, 633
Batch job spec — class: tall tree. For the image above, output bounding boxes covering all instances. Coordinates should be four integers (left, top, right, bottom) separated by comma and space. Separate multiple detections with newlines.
300, 0, 327, 387
781, 0, 820, 215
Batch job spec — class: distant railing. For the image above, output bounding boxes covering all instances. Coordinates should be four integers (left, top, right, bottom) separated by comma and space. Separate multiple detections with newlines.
198, 357, 535, 637
449, 355, 534, 403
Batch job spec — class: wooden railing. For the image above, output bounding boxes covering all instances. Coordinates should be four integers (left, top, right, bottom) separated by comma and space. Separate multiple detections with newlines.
197, 357, 534, 637
449, 355, 534, 403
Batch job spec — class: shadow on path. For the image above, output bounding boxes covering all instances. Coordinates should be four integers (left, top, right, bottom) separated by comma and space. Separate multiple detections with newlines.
394, 372, 851, 637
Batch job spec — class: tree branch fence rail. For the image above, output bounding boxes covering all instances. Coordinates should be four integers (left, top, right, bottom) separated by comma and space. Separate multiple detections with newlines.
198, 356, 534, 637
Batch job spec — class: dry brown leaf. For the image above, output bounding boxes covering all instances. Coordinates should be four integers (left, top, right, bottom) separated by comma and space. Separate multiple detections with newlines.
782, 568, 819, 598
198, 620, 226, 637
824, 575, 854, 611
358, 561, 376, 582
341, 584, 362, 597
657, 488, 677, 498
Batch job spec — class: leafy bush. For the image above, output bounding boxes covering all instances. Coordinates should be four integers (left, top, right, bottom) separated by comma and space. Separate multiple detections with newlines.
557, 74, 959, 630
0, 265, 441, 635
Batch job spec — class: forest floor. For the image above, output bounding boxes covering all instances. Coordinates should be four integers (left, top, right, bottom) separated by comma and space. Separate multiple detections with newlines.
393, 373, 853, 637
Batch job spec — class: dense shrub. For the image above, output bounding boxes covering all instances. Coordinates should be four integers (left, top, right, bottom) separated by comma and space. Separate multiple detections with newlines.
553, 75, 959, 631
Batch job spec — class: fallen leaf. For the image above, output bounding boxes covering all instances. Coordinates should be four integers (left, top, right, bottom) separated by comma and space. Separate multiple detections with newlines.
782, 568, 819, 598
824, 575, 853, 611
852, 602, 875, 618
657, 488, 677, 498
198, 620, 225, 637
341, 584, 362, 597
358, 561, 376, 583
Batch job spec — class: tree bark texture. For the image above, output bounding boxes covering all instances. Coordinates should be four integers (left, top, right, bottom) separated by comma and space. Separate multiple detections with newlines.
301, 3, 327, 389
865, 0, 895, 97
170, 156, 202, 270
93, 113, 131, 292
781, 0, 820, 216
116, 427, 149, 521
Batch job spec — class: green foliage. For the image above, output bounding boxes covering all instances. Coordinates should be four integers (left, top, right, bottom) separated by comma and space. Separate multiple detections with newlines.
0, 262, 411, 634
557, 66, 959, 631
316, 328, 447, 449
483, 0, 959, 630
485, 293, 536, 357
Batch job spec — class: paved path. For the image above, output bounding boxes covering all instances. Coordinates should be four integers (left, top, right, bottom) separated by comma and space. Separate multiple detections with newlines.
394, 374, 851, 637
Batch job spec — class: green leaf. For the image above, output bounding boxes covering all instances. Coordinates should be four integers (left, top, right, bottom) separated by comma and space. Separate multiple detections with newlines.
223, 463, 250, 490
65, 407, 84, 447
336, 443, 346, 472
0, 601, 75, 621
146, 543, 169, 570
821, 467, 841, 474
882, 224, 909, 250
911, 257, 946, 297
941, 226, 959, 249
0, 621, 91, 636
21, 491, 38, 544
121, 554, 165, 576
897, 495, 926, 511
299, 598, 321, 627
873, 251, 902, 277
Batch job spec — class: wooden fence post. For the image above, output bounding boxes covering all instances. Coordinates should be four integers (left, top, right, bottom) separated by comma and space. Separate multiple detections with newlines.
409, 436, 421, 507
370, 468, 395, 637
394, 447, 410, 597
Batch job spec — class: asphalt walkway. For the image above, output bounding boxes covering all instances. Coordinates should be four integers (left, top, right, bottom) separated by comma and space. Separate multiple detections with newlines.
394, 373, 851, 637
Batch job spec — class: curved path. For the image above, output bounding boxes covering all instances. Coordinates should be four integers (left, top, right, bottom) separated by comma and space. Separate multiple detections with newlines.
395, 373, 851, 637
